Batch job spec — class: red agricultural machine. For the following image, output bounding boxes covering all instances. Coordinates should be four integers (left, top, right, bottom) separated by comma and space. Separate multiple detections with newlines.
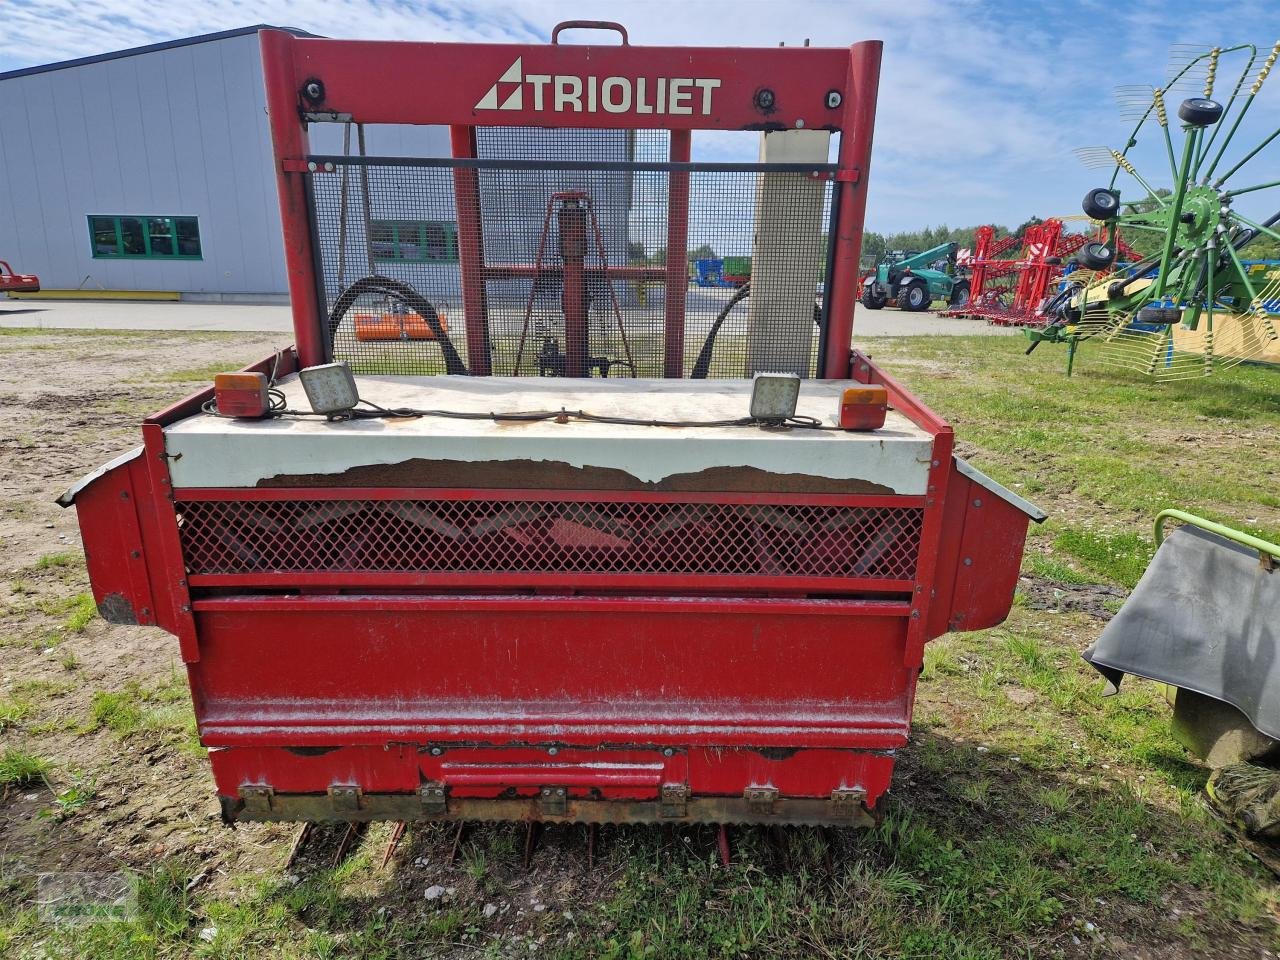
945, 220, 1138, 327
59, 24, 1042, 851
0, 260, 40, 294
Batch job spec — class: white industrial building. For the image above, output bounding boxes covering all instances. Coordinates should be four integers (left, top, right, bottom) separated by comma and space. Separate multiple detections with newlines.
0, 25, 454, 301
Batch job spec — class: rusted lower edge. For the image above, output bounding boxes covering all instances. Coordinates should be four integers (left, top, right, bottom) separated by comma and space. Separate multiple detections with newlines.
224, 789, 876, 829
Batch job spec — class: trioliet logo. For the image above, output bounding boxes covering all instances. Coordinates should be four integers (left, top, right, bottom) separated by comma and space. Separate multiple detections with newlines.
475, 57, 722, 115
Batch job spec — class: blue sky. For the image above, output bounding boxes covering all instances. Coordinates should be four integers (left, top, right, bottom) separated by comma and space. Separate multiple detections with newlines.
2, 0, 1277, 234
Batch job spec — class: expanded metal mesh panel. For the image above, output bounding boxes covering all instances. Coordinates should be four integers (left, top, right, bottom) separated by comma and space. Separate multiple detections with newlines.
177, 498, 922, 583
307, 140, 834, 379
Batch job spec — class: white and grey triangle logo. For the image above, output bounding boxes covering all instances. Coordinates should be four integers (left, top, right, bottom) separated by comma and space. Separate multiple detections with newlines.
475, 57, 524, 111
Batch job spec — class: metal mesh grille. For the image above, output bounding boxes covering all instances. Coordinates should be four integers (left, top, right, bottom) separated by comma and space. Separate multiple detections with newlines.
307, 131, 834, 379
177, 498, 921, 583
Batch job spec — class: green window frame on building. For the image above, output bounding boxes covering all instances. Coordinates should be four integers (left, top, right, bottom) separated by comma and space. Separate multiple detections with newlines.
88, 216, 202, 260
370, 220, 458, 263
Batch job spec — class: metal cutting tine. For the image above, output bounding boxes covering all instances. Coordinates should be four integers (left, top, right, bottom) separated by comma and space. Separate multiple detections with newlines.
332, 822, 364, 868
767, 825, 792, 871
820, 827, 836, 876
717, 824, 732, 867
522, 822, 543, 869
447, 821, 468, 865
285, 822, 313, 869
380, 821, 407, 869
586, 823, 599, 868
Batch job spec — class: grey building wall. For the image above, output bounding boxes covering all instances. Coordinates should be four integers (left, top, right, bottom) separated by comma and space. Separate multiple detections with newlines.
0, 28, 629, 301
0, 29, 449, 297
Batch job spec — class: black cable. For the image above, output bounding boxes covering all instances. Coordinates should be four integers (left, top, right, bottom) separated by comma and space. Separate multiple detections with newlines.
690, 282, 751, 379
241, 400, 839, 430
327, 276, 468, 375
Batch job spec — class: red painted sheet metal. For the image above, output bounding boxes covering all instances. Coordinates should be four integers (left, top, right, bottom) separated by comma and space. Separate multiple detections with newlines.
188, 596, 913, 749
209, 744, 896, 805
273, 32, 859, 131
67, 452, 156, 629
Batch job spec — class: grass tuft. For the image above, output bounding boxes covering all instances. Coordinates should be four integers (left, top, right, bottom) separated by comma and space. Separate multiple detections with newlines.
0, 748, 50, 788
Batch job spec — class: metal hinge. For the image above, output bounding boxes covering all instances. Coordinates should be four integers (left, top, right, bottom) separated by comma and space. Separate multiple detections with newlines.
538, 786, 568, 817
744, 786, 778, 814
239, 784, 274, 814
660, 783, 689, 818
419, 783, 448, 816
328, 784, 362, 814
830, 787, 867, 817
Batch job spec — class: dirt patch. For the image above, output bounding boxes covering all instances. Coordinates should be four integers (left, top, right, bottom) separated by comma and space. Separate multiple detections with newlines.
1019, 573, 1127, 620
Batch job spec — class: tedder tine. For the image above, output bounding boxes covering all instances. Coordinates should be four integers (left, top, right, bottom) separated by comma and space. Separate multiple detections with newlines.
285, 822, 313, 869
717, 824, 732, 868
380, 821, 407, 870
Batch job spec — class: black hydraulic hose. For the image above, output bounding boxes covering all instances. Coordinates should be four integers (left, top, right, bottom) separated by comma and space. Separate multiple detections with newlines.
327, 276, 469, 375
690, 282, 751, 379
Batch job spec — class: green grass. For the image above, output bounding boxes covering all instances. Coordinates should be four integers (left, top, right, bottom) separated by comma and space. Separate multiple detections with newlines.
0, 748, 50, 788
0, 698, 31, 731
35, 551, 82, 571
86, 675, 194, 744
2, 331, 1277, 957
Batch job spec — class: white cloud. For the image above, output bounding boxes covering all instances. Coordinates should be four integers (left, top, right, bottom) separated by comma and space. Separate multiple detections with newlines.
2, 0, 1277, 233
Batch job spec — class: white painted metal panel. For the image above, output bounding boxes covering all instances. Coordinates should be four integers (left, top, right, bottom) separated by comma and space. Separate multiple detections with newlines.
164, 376, 934, 493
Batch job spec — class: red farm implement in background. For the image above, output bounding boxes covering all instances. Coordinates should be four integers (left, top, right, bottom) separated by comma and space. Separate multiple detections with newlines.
946, 220, 1138, 327
59, 22, 1042, 848
0, 260, 40, 294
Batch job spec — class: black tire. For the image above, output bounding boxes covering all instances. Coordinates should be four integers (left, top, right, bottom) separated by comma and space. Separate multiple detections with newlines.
1077, 242, 1116, 270
1045, 256, 1062, 266
898, 281, 930, 311
1136, 304, 1182, 325
861, 287, 887, 309
1082, 187, 1121, 220
1178, 97, 1223, 127
948, 280, 970, 307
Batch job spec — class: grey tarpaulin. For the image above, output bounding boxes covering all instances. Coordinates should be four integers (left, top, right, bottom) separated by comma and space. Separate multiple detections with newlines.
1082, 525, 1280, 738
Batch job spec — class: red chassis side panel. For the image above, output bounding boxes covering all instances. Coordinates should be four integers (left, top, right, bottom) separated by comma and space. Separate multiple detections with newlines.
63, 352, 1037, 824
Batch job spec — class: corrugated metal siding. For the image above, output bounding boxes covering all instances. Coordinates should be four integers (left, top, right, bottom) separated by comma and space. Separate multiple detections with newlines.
0, 32, 450, 296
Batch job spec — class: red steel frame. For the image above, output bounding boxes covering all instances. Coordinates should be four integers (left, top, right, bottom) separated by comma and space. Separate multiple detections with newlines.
63, 26, 1039, 828
948, 221, 1141, 327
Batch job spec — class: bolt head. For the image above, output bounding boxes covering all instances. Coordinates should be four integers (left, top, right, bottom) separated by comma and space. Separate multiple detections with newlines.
429, 746, 444, 756
662, 747, 675, 757
304, 81, 323, 100
548, 746, 559, 756
754, 88, 776, 111
825, 90, 842, 109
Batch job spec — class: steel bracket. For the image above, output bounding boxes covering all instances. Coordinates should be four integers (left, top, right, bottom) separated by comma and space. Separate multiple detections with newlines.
660, 783, 689, 818
538, 786, 568, 816
744, 786, 778, 814
239, 784, 274, 815
328, 784, 362, 813
419, 783, 448, 816
830, 787, 867, 817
